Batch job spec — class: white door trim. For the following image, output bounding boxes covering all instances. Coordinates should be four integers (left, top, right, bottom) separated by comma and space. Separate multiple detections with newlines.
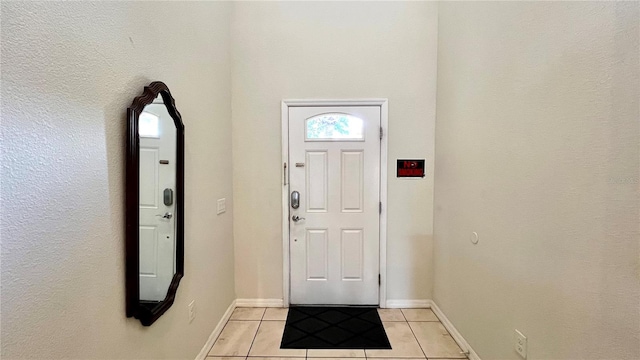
281, 99, 388, 308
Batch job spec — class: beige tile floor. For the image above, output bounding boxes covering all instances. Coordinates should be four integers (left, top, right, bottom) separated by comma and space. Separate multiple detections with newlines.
207, 308, 466, 360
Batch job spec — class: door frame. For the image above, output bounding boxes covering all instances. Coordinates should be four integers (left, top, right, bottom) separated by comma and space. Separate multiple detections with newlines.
281, 99, 388, 308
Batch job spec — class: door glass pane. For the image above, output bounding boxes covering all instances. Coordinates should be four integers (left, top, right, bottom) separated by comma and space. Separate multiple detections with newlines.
139, 112, 160, 138
305, 113, 364, 141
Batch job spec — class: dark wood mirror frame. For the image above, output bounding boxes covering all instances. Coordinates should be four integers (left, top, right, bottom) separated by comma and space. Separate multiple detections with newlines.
126, 81, 185, 326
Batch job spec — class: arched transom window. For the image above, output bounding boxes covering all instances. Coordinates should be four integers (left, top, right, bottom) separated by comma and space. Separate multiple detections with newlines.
305, 113, 364, 141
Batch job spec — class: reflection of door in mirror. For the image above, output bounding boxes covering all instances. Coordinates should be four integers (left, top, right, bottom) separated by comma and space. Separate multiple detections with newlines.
138, 95, 177, 302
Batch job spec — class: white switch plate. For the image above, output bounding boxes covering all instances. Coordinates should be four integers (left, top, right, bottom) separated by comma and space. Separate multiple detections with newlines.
217, 198, 226, 214
188, 300, 196, 323
515, 329, 527, 358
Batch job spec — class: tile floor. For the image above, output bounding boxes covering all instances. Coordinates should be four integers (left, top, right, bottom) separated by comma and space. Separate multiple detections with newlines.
207, 308, 466, 360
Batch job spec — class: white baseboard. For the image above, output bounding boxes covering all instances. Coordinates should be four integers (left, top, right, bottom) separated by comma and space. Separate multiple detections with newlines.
235, 298, 284, 307
195, 299, 236, 360
429, 300, 481, 360
385, 299, 431, 308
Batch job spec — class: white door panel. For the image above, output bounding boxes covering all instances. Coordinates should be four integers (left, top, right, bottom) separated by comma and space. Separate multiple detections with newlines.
289, 106, 380, 305
341, 151, 364, 212
306, 151, 328, 212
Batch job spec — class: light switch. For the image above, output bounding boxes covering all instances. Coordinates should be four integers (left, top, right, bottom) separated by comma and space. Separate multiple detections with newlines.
217, 198, 226, 215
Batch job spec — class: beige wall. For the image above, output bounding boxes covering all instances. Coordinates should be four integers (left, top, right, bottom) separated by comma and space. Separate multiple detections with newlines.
434, 2, 640, 360
1, 2, 235, 359
231, 1, 438, 302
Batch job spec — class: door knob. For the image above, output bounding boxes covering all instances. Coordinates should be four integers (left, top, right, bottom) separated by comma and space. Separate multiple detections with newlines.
292, 215, 305, 222
156, 212, 173, 219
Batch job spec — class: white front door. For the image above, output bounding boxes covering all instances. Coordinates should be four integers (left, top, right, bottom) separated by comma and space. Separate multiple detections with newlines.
289, 106, 381, 305
138, 100, 177, 302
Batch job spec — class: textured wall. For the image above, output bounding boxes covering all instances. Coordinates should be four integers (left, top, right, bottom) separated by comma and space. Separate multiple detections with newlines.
231, 1, 438, 302
1, 2, 235, 359
434, 2, 640, 359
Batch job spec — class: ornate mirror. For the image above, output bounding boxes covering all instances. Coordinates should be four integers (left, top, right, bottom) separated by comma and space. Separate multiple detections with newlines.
126, 82, 184, 326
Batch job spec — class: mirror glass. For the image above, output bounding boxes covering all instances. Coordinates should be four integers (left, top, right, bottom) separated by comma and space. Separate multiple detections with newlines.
138, 95, 178, 306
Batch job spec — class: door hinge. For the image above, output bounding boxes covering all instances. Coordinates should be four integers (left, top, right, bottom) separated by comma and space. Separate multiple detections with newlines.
378, 274, 381, 286
380, 127, 383, 140
379, 202, 382, 214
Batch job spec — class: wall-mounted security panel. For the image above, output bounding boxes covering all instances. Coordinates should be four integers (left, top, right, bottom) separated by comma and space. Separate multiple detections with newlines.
396, 159, 425, 178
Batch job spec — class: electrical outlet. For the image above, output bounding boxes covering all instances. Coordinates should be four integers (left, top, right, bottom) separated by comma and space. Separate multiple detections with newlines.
188, 300, 196, 323
515, 329, 527, 358
217, 198, 226, 215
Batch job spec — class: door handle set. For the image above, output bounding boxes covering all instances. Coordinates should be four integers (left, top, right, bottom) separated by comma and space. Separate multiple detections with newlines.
290, 190, 304, 222
156, 212, 173, 219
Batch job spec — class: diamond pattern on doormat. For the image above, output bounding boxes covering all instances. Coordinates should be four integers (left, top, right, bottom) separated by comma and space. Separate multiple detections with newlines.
280, 307, 391, 349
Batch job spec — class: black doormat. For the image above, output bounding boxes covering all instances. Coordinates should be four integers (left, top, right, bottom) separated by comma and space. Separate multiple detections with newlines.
280, 307, 391, 349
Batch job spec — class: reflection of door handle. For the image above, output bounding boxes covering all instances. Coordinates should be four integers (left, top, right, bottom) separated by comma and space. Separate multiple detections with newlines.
163, 188, 173, 206
292, 215, 305, 222
156, 212, 173, 219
